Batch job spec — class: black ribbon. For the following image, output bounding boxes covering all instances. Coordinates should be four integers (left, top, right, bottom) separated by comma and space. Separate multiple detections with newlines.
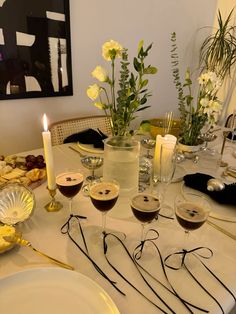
165, 247, 236, 314
103, 230, 208, 313
60, 214, 125, 295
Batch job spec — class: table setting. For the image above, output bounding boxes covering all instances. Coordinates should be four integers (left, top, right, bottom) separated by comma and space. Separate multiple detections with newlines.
1, 39, 236, 314
0, 119, 236, 314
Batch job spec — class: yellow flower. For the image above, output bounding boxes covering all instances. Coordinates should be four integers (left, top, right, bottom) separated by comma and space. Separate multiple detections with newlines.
86, 84, 100, 100
92, 66, 108, 82
102, 40, 123, 61
94, 102, 105, 110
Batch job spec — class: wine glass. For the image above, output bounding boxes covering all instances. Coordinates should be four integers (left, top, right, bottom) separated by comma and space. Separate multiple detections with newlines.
56, 171, 84, 214
174, 192, 211, 249
130, 193, 161, 242
141, 138, 156, 159
89, 179, 119, 235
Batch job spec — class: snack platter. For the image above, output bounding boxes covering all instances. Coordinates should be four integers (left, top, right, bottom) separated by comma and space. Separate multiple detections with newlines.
0, 154, 46, 189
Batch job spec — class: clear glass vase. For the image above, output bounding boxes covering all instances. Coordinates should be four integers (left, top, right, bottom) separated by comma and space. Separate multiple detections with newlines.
103, 136, 140, 196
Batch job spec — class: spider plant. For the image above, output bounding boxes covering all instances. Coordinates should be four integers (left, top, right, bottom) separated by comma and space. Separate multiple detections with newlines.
199, 8, 236, 80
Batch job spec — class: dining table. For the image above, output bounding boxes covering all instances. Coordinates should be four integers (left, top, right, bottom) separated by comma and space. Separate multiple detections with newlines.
0, 131, 236, 314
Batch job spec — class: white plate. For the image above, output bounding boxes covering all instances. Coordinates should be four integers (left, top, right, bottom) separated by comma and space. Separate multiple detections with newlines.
0, 268, 120, 314
77, 142, 104, 154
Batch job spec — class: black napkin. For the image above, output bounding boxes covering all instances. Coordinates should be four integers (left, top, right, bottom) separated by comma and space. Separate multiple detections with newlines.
183, 173, 236, 206
63, 128, 107, 149
227, 131, 236, 141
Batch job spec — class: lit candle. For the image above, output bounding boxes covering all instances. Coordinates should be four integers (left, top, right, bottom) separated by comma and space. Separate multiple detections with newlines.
42, 114, 56, 190
153, 134, 177, 182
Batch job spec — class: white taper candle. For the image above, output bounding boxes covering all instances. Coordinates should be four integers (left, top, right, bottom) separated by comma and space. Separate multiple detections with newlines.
42, 114, 56, 190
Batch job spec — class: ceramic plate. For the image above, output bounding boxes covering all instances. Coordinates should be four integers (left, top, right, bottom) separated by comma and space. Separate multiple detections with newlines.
77, 142, 104, 154
0, 268, 120, 314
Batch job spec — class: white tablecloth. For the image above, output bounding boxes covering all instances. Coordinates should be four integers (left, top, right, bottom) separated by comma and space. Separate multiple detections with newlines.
0, 138, 236, 314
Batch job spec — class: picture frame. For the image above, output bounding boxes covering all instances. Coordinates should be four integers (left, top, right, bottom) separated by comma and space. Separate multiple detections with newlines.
0, 0, 73, 100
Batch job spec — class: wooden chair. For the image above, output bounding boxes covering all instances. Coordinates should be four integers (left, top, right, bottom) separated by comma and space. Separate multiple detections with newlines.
49, 115, 112, 146
225, 113, 236, 129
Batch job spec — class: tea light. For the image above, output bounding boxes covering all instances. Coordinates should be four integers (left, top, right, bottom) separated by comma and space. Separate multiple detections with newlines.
42, 114, 56, 190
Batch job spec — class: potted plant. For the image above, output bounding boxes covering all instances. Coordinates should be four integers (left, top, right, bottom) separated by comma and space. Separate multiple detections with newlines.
199, 9, 236, 118
170, 32, 222, 151
199, 9, 236, 81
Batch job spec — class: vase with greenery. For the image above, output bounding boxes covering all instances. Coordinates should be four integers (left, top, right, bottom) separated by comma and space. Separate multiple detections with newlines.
86, 40, 157, 137
171, 32, 222, 146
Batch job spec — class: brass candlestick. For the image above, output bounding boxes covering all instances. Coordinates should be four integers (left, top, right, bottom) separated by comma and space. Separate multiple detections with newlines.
44, 187, 63, 212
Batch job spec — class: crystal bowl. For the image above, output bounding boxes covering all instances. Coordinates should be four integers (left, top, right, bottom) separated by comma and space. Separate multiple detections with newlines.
0, 183, 35, 225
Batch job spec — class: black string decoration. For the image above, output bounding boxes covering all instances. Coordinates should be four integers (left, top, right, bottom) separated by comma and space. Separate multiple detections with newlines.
165, 247, 236, 314
60, 214, 125, 295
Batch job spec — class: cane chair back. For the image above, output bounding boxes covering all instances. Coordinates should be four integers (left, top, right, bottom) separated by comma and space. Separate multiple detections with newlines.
225, 113, 236, 129
49, 115, 111, 146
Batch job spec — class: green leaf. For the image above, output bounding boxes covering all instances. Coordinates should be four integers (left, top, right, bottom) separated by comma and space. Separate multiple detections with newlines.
137, 105, 150, 112
141, 79, 148, 88
138, 40, 144, 54
144, 66, 158, 74
140, 97, 147, 104
133, 57, 141, 72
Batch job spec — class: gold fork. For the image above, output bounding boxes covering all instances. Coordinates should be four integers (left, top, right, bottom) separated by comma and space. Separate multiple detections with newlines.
4, 234, 74, 271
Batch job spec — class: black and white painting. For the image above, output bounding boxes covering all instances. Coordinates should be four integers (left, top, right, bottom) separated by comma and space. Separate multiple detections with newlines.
0, 0, 73, 100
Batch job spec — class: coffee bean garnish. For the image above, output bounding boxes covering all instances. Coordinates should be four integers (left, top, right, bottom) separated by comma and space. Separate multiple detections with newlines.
66, 177, 76, 181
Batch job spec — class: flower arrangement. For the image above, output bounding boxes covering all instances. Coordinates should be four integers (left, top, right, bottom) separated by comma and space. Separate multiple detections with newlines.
87, 40, 157, 136
171, 33, 222, 146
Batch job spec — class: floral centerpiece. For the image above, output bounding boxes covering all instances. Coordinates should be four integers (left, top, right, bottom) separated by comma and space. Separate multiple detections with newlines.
171, 33, 222, 146
86, 40, 157, 136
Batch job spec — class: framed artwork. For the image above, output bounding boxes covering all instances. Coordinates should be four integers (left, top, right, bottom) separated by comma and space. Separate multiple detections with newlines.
0, 0, 73, 100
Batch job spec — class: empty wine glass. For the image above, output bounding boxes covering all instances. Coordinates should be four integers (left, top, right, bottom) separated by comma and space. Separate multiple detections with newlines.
56, 171, 84, 214
131, 193, 161, 242
141, 138, 156, 159
89, 179, 119, 235
81, 156, 103, 182
175, 192, 211, 249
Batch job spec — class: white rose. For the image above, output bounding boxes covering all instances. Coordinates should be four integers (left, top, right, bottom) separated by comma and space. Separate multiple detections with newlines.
92, 66, 108, 82
86, 84, 100, 100
102, 40, 123, 61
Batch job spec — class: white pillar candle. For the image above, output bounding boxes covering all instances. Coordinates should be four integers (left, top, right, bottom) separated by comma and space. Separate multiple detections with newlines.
42, 114, 56, 190
153, 134, 177, 182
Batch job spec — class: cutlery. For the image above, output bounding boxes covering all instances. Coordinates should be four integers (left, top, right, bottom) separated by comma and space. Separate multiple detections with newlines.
69, 145, 86, 157
207, 220, 236, 241
4, 234, 74, 270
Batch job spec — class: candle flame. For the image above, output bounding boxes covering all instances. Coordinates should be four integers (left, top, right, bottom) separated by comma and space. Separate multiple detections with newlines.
43, 113, 48, 132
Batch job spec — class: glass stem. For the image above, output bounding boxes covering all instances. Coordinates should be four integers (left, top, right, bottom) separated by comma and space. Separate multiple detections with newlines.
101, 212, 107, 234
140, 223, 145, 242
183, 230, 190, 250
69, 198, 73, 215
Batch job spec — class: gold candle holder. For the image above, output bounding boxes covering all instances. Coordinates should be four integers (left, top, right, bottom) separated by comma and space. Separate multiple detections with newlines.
45, 187, 63, 212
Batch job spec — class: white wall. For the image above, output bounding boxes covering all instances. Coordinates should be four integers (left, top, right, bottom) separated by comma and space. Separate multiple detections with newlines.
0, 0, 218, 155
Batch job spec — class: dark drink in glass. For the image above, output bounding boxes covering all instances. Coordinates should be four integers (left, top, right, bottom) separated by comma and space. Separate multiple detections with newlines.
131, 194, 160, 223
89, 180, 119, 235
56, 172, 84, 215
175, 203, 208, 231
56, 172, 84, 198
90, 181, 119, 212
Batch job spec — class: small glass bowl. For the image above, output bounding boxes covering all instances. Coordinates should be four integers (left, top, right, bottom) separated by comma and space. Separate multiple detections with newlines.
0, 183, 35, 225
